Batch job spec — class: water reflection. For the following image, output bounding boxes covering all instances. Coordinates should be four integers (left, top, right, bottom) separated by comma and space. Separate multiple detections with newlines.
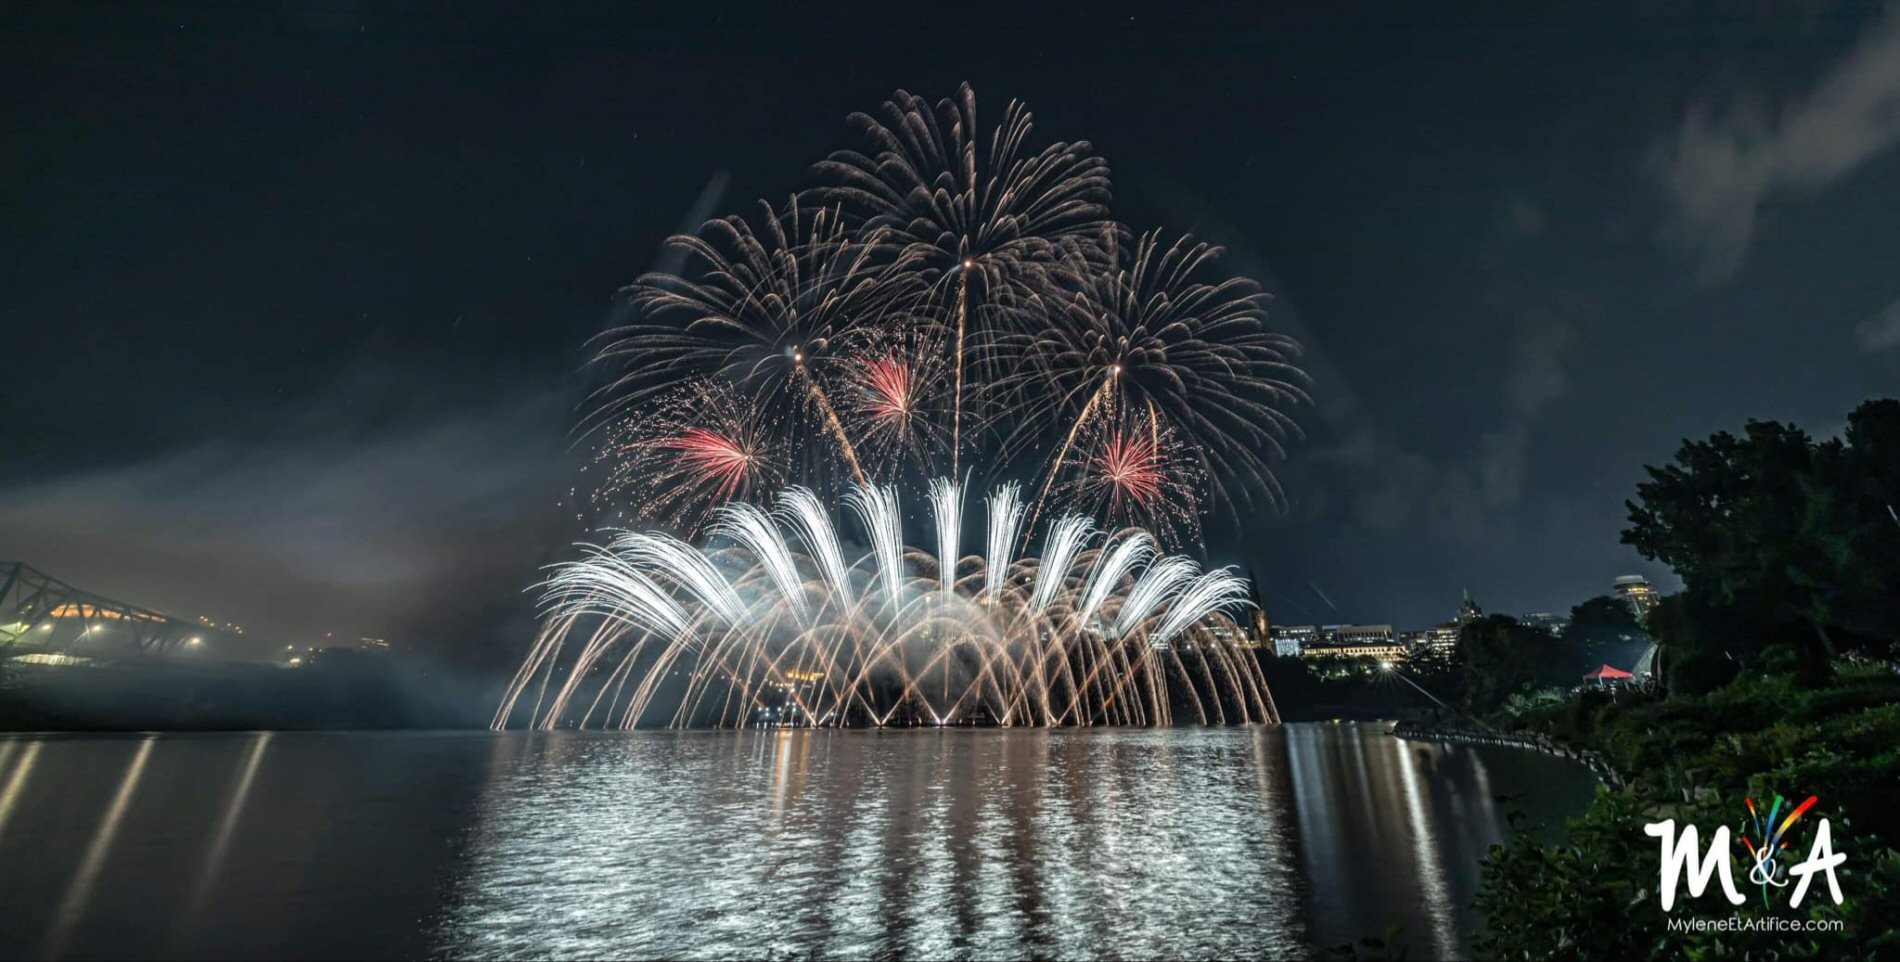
45, 738, 154, 958
0, 741, 42, 838
185, 733, 273, 924
0, 725, 1595, 960
440, 729, 1311, 960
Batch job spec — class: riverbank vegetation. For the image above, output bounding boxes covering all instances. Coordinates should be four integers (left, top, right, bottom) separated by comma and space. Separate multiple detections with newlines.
1473, 400, 1900, 960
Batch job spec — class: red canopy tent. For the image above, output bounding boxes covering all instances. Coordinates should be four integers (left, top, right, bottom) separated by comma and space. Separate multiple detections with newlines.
1583, 664, 1634, 683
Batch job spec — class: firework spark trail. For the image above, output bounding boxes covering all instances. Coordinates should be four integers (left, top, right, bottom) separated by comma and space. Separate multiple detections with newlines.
495, 480, 1271, 730
1079, 533, 1152, 625
614, 531, 747, 626
711, 503, 808, 621
1157, 569, 1251, 643
860, 356, 916, 429
984, 483, 1026, 602
540, 547, 687, 637
992, 229, 1310, 519
1060, 410, 1204, 549
800, 367, 869, 484
1115, 556, 1197, 639
1024, 373, 1114, 545
582, 380, 782, 535
928, 477, 963, 598
778, 487, 851, 602
952, 265, 969, 476
841, 344, 952, 480
1031, 515, 1096, 612
815, 84, 1114, 482
845, 483, 905, 607
598, 198, 925, 503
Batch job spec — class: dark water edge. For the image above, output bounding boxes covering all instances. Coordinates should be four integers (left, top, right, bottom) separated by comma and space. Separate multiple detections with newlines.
0, 725, 1595, 961
0, 659, 504, 731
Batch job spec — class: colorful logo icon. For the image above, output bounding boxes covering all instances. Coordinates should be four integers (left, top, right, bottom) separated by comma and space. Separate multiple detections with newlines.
1738, 794, 1818, 907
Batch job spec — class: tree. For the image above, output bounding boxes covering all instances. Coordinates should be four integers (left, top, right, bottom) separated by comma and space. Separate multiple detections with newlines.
1622, 406, 1900, 661
1566, 595, 1648, 674
1801, 400, 1900, 651
1461, 615, 1575, 710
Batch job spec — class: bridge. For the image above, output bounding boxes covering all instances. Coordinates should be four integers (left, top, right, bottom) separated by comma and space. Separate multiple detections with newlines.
0, 562, 203, 659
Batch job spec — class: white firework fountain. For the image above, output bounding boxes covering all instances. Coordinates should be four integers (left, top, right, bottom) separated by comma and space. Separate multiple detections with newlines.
494, 479, 1277, 729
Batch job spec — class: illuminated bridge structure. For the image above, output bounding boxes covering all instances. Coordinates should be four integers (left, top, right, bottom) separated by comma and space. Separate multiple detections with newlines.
0, 561, 202, 659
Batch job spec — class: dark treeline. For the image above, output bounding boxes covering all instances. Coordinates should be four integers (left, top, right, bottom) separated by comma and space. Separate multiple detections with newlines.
1469, 399, 1900, 961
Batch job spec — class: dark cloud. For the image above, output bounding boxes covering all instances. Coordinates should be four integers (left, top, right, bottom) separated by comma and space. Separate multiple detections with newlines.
4, 2, 1894, 640
0, 378, 572, 654
1652, 9, 1900, 280
1857, 297, 1900, 352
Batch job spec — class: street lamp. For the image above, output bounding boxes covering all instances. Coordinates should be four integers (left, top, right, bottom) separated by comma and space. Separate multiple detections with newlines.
1378, 661, 1451, 711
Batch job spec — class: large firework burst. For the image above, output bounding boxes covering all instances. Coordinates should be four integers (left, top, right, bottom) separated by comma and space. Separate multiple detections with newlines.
993, 229, 1309, 518
521, 84, 1310, 728
594, 197, 927, 495
812, 83, 1114, 470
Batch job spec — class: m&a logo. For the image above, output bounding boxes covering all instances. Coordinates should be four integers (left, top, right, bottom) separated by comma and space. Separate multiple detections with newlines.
1644, 794, 1846, 911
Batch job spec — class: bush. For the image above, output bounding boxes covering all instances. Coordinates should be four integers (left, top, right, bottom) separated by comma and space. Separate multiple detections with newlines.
1667, 650, 1737, 695
1479, 785, 1900, 960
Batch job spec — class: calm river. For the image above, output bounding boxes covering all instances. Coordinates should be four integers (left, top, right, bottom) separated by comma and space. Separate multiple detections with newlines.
0, 723, 1595, 960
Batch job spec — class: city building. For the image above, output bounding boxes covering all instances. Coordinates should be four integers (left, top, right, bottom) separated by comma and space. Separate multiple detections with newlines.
1520, 612, 1570, 636
1402, 623, 1461, 659
1613, 575, 1660, 619
1457, 590, 1484, 626
1299, 624, 1408, 663
1269, 624, 1317, 658
1328, 624, 1396, 647
1241, 570, 1269, 649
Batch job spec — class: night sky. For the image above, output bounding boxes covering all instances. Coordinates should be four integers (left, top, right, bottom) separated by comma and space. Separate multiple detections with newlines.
4, 2, 1897, 658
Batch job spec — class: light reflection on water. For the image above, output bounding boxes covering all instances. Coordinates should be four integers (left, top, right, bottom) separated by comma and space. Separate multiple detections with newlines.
0, 724, 1596, 960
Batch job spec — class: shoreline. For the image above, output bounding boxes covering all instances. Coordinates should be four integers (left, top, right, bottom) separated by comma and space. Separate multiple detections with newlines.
1388, 719, 1625, 788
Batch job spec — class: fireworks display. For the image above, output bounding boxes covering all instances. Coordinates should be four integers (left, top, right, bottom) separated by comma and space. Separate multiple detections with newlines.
495, 480, 1277, 729
1060, 411, 1205, 548
522, 82, 1309, 728
582, 381, 783, 535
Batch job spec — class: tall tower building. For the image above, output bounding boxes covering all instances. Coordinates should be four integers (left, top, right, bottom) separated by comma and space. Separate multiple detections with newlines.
1244, 569, 1269, 649
1457, 589, 1484, 627
1613, 575, 1660, 620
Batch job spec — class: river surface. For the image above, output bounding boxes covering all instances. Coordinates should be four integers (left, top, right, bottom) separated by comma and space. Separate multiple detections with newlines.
0, 724, 1594, 960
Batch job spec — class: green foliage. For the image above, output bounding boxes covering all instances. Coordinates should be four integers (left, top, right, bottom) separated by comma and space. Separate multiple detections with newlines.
1667, 649, 1738, 696
1498, 687, 1567, 725
1460, 614, 1581, 711
1326, 925, 1412, 961
1480, 398, 1900, 955
1482, 663, 1900, 957
1623, 399, 1900, 661
1478, 784, 1900, 961
1567, 594, 1651, 672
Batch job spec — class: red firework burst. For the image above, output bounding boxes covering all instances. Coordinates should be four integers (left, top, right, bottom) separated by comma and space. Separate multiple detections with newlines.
660, 427, 756, 501
859, 355, 915, 427
1096, 428, 1165, 508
